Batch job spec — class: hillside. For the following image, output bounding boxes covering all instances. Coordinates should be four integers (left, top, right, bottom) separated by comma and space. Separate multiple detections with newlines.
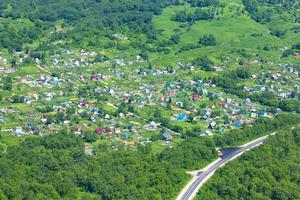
0, 0, 300, 199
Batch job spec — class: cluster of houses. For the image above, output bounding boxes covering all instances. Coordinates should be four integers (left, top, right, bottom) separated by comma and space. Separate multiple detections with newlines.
19, 75, 62, 89
4, 48, 297, 149
87, 69, 274, 137
246, 64, 300, 100
0, 67, 15, 74
48, 49, 98, 69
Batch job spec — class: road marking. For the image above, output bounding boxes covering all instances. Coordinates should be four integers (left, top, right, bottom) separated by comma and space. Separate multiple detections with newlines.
177, 134, 273, 200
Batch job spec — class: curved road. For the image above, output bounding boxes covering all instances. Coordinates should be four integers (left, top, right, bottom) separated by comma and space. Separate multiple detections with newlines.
177, 135, 270, 200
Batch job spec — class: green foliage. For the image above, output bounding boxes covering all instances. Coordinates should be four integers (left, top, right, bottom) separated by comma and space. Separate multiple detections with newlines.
0, 19, 40, 51
0, 132, 194, 199
2, 77, 12, 91
159, 138, 217, 169
243, 0, 299, 24
83, 132, 97, 143
0, 0, 179, 49
36, 105, 55, 113
11, 95, 25, 103
95, 54, 109, 63
235, 68, 250, 79
170, 34, 180, 44
188, 0, 221, 7
192, 56, 214, 71
292, 42, 300, 50
279, 99, 300, 113
172, 8, 216, 22
199, 34, 217, 46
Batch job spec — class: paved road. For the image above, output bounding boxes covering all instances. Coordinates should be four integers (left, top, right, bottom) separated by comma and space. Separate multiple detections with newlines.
178, 135, 269, 200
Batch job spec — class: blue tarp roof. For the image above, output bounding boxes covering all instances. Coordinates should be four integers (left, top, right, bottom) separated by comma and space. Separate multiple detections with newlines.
177, 113, 187, 121
163, 133, 171, 140
234, 121, 240, 128
259, 111, 266, 116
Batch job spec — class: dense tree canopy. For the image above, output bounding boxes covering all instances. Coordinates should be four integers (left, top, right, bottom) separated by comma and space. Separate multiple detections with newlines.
0, 0, 180, 50
0, 131, 218, 199
192, 56, 214, 71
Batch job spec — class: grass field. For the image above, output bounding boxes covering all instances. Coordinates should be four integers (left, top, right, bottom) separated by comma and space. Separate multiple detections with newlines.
12, 65, 42, 76
151, 0, 296, 66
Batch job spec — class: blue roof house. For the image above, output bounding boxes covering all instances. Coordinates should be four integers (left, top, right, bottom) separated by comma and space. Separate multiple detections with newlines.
234, 121, 240, 128
122, 133, 130, 139
162, 132, 172, 141
0, 116, 4, 123
177, 113, 187, 122
259, 111, 267, 117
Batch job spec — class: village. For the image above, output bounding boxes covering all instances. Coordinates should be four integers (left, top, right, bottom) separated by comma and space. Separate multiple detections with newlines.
0, 48, 299, 152
245, 64, 300, 100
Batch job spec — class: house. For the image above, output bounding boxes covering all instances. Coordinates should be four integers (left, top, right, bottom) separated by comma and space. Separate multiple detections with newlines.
204, 130, 213, 136
162, 132, 172, 141
250, 111, 257, 118
115, 128, 121, 134
15, 126, 24, 136
89, 116, 96, 122
209, 121, 217, 129
234, 121, 240, 128
127, 125, 134, 131
259, 111, 267, 117
74, 127, 82, 135
278, 92, 287, 99
176, 101, 184, 108
106, 127, 113, 133
90, 75, 97, 81
216, 127, 225, 133
196, 81, 203, 88
144, 121, 158, 131
44, 93, 51, 101
41, 118, 48, 123
91, 108, 98, 114
193, 94, 200, 101
20, 76, 29, 83
61, 101, 69, 106
121, 132, 130, 139
31, 126, 38, 132
96, 128, 104, 135
220, 101, 226, 108
177, 113, 187, 122
149, 121, 158, 129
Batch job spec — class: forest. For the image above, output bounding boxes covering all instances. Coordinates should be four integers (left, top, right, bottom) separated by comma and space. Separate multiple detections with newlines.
0, 132, 216, 200
1, 112, 300, 199
242, 0, 299, 24
0, 0, 180, 50
196, 128, 300, 200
